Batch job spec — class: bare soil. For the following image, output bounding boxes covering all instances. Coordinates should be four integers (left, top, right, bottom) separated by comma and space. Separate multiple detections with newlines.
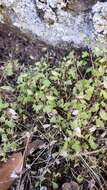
0, 24, 68, 66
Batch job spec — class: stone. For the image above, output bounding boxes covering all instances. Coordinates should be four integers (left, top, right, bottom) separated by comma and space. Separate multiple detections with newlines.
92, 2, 107, 49
64, 0, 97, 13
0, 0, 107, 50
62, 181, 79, 190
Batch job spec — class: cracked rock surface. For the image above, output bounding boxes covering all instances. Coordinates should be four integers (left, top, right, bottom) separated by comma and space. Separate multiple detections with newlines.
0, 0, 107, 50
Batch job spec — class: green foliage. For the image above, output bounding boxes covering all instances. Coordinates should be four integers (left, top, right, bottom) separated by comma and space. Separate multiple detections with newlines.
16, 50, 107, 157
4, 59, 19, 77
1, 50, 107, 189
0, 60, 19, 157
0, 99, 16, 157
0, 50, 107, 160
0, 99, 8, 111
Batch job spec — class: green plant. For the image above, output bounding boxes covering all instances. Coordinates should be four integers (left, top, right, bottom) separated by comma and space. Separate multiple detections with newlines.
1, 50, 107, 189
0, 99, 17, 158
16, 50, 107, 159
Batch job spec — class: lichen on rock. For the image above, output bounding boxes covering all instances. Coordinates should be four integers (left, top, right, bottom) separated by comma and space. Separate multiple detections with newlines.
92, 2, 107, 49
0, 0, 107, 50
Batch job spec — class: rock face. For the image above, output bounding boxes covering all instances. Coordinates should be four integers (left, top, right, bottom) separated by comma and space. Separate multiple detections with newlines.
92, 2, 107, 49
0, 0, 107, 50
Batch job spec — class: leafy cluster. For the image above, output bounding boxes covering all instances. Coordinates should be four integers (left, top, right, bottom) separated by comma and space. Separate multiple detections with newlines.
16, 50, 107, 158
0, 50, 107, 160
0, 49, 107, 189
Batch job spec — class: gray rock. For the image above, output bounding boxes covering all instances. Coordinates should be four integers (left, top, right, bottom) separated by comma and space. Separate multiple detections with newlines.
92, 2, 107, 49
0, 0, 107, 50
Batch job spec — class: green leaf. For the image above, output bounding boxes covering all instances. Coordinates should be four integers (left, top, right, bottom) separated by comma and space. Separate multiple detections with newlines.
4, 61, 13, 76
43, 79, 51, 87
101, 90, 107, 99
96, 118, 104, 128
68, 69, 76, 79
5, 119, 15, 128
2, 133, 8, 143
3, 142, 17, 152
94, 47, 102, 57
46, 95, 55, 101
0, 100, 9, 111
72, 140, 81, 153
43, 105, 52, 113
33, 104, 43, 112
27, 89, 33, 95
99, 109, 107, 121
52, 182, 59, 190
98, 66, 104, 76
86, 86, 94, 100
91, 103, 99, 112
50, 116, 57, 123
82, 51, 89, 58
51, 71, 59, 77
88, 136, 97, 150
